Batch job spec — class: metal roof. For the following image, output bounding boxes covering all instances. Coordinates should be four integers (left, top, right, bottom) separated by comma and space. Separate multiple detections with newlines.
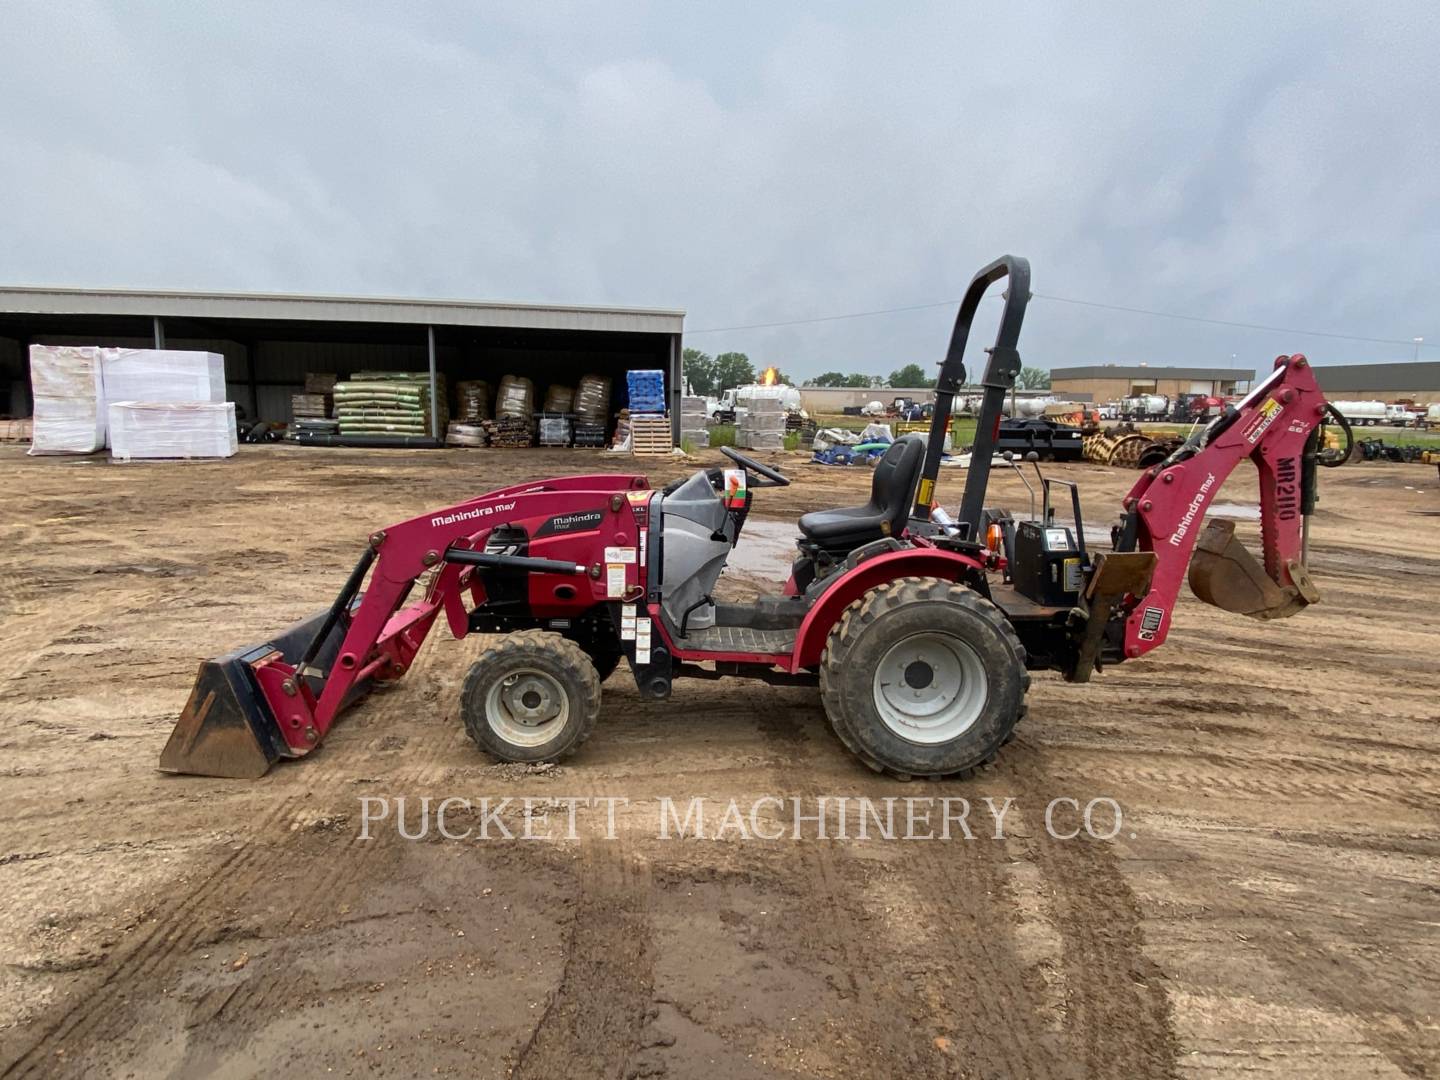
1051, 365, 1256, 381
1313, 361, 1440, 391
0, 285, 685, 335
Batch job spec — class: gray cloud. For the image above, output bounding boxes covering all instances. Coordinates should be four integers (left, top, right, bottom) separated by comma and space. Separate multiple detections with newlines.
3, 1, 1437, 379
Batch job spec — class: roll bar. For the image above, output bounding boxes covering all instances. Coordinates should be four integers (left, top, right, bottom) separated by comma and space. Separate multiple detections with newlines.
911, 255, 1032, 539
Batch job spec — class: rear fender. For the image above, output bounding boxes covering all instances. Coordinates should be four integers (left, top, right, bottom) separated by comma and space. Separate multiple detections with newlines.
789, 548, 988, 671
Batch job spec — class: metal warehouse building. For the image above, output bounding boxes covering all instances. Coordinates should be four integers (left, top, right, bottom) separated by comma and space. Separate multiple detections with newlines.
1311, 361, 1440, 404
1050, 365, 1254, 402
0, 287, 685, 437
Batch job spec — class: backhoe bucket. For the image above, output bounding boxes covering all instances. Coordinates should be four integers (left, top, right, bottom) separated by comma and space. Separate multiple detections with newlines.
1188, 519, 1318, 620
160, 605, 366, 779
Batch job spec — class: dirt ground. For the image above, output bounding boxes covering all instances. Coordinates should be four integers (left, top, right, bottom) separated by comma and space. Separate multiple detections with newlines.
0, 443, 1436, 1079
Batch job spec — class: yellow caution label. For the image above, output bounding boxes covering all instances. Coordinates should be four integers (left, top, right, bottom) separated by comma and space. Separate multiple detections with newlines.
917, 478, 935, 507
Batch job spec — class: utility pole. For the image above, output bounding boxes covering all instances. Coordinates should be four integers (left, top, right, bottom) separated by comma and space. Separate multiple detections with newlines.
1414, 337, 1424, 362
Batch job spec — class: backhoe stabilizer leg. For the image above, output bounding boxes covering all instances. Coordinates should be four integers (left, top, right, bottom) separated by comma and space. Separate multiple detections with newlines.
1188, 518, 1318, 620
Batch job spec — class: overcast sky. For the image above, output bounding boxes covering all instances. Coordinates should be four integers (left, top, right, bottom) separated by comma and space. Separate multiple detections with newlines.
3, 2, 1437, 380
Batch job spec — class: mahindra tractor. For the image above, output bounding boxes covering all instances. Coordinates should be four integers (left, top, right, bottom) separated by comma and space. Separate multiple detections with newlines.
161, 256, 1351, 781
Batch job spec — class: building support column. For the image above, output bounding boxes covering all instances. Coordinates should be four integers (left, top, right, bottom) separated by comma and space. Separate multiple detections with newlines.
427, 325, 439, 440
152, 317, 165, 349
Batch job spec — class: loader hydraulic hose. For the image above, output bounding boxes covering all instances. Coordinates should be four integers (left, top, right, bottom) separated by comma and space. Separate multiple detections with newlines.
296, 547, 376, 675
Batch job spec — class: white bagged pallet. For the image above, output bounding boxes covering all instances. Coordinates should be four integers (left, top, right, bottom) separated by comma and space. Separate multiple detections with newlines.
101, 349, 226, 408
28, 345, 107, 454
108, 401, 237, 461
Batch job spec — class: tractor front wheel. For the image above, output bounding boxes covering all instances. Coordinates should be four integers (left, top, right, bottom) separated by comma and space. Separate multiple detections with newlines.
460, 631, 601, 763
820, 577, 1028, 779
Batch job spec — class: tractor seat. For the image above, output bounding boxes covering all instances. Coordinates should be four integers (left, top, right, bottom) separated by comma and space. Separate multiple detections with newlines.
798, 435, 926, 553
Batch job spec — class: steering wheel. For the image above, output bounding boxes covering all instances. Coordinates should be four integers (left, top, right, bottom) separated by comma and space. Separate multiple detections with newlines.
721, 445, 790, 487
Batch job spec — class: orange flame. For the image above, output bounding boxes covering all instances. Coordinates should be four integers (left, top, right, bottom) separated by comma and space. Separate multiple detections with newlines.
761, 366, 779, 386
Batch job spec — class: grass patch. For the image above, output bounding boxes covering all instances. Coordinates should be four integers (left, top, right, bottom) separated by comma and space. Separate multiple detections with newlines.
708, 423, 737, 449
783, 430, 802, 451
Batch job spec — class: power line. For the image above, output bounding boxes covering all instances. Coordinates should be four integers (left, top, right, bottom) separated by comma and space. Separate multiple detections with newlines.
686, 289, 1434, 352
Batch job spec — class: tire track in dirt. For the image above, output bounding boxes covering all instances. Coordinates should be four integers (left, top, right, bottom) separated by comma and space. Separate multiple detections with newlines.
746, 702, 1086, 1078
0, 683, 470, 1076
511, 839, 656, 1080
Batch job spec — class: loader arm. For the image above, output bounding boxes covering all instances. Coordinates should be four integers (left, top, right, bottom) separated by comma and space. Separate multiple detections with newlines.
161, 475, 650, 777
1114, 354, 1327, 658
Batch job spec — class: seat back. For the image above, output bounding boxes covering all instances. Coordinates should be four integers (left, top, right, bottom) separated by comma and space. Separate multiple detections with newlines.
870, 435, 926, 535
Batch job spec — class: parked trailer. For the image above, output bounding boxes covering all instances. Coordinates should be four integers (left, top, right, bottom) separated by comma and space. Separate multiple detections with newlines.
1426, 403, 1440, 430
1331, 400, 1388, 427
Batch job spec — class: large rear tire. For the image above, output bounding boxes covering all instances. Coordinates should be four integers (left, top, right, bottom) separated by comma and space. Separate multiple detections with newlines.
461, 631, 601, 763
820, 577, 1028, 779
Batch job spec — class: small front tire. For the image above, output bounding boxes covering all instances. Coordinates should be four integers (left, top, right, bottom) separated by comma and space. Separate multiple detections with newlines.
460, 631, 601, 763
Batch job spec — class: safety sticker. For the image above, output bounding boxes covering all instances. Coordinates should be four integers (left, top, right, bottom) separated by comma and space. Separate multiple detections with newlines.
604, 546, 637, 564
636, 620, 652, 648
606, 564, 627, 598
635, 647, 651, 665
1243, 398, 1283, 444
620, 618, 636, 640
916, 477, 935, 508
639, 529, 647, 567
1137, 605, 1165, 641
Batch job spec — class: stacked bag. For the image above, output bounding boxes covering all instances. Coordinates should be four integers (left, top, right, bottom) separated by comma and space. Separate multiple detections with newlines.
492, 375, 535, 447
334, 371, 448, 437
573, 373, 611, 446
625, 369, 666, 415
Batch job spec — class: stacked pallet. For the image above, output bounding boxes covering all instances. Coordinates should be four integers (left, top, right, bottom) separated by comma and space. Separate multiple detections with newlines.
291, 393, 330, 420
680, 395, 709, 448
334, 372, 447, 437
0, 418, 33, 442
630, 414, 673, 456
488, 415, 534, 448
739, 394, 785, 450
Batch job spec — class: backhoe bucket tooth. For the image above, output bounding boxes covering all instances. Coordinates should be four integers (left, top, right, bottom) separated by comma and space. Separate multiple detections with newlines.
1188, 519, 1317, 620
160, 605, 368, 779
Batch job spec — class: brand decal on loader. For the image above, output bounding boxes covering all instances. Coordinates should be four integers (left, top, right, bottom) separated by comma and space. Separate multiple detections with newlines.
1275, 456, 1299, 521
430, 501, 517, 528
1138, 605, 1165, 641
535, 509, 605, 537
1167, 472, 1217, 546
1243, 398, 1283, 444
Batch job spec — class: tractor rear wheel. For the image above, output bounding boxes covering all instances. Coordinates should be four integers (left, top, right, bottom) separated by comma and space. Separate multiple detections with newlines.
820, 577, 1028, 779
460, 631, 601, 763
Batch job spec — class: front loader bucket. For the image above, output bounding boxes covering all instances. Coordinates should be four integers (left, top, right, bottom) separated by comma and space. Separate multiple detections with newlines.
1188, 519, 1318, 620
160, 605, 369, 779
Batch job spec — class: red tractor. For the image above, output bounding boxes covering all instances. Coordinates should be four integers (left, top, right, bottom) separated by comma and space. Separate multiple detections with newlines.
161, 257, 1351, 781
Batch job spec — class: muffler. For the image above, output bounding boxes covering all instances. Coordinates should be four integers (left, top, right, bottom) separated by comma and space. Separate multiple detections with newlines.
1188, 519, 1318, 620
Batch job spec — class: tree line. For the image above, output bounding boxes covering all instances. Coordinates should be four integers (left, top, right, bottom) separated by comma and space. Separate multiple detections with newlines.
682, 348, 1049, 394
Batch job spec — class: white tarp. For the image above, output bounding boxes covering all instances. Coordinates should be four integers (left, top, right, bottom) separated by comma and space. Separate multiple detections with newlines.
101, 349, 225, 408
28, 345, 107, 454
108, 401, 237, 461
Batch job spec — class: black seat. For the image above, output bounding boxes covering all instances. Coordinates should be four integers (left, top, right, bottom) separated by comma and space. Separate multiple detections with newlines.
799, 435, 926, 553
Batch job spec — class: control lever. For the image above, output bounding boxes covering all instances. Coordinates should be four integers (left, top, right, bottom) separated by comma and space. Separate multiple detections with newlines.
1002, 450, 1039, 522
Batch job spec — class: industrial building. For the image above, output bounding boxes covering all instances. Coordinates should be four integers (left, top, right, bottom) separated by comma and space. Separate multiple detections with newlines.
1312, 361, 1440, 404
796, 386, 1083, 413
0, 286, 685, 436
1050, 364, 1254, 402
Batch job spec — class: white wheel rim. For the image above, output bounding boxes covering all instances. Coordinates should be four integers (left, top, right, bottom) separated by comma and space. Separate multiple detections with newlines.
485, 668, 570, 747
872, 631, 988, 744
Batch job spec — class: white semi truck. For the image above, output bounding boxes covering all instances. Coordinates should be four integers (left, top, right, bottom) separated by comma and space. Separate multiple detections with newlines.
1330, 400, 1388, 426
